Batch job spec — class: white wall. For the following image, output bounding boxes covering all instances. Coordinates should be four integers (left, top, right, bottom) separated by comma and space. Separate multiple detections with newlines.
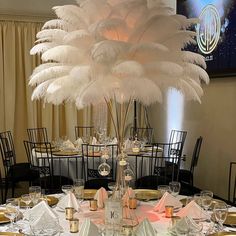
149, 77, 236, 200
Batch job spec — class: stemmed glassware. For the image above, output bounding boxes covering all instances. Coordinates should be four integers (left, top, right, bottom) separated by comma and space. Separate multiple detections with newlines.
21, 194, 32, 210
61, 185, 73, 194
4, 198, 20, 231
213, 201, 228, 231
29, 186, 41, 206
158, 185, 171, 197
73, 179, 85, 200
200, 190, 213, 212
169, 181, 181, 197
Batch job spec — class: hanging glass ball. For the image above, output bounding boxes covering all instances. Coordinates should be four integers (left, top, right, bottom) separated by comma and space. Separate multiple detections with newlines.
118, 151, 128, 166
124, 164, 134, 182
98, 162, 111, 176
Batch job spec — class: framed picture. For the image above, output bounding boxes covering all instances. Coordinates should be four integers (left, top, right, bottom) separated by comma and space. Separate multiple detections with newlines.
177, 0, 236, 78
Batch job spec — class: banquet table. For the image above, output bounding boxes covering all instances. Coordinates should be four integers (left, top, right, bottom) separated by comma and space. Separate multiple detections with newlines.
0, 193, 236, 236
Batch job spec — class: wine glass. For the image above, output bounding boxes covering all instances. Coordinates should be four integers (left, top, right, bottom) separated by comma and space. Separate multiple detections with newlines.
29, 186, 41, 206
158, 185, 171, 197
108, 182, 116, 192
61, 185, 73, 194
21, 194, 32, 210
200, 190, 213, 212
169, 181, 181, 197
213, 201, 228, 231
73, 179, 85, 200
4, 198, 20, 231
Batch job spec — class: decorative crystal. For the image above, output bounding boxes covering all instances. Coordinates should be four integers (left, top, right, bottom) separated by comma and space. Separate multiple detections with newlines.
124, 163, 134, 183
98, 162, 110, 176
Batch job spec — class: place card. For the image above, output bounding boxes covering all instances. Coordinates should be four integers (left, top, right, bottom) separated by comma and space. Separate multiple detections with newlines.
105, 199, 123, 226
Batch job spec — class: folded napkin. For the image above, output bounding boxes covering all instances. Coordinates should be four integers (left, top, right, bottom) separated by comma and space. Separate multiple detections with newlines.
122, 187, 135, 206
153, 192, 182, 212
62, 139, 75, 150
92, 137, 98, 145
57, 192, 80, 212
74, 138, 84, 148
134, 218, 156, 236
94, 187, 108, 208
170, 216, 203, 235
24, 200, 62, 235
176, 200, 209, 220
78, 218, 99, 236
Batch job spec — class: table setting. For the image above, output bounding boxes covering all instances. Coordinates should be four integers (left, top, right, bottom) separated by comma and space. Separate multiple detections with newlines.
0, 181, 235, 236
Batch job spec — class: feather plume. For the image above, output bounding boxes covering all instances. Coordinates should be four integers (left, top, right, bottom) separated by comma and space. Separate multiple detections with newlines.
42, 45, 84, 63
31, 79, 55, 100
31, 63, 61, 76
42, 19, 75, 31
30, 42, 58, 55
29, 65, 73, 86
36, 29, 67, 40
181, 51, 206, 69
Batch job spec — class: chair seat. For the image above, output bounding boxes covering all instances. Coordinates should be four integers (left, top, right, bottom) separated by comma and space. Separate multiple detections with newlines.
7, 163, 39, 182
179, 169, 193, 184
85, 178, 115, 191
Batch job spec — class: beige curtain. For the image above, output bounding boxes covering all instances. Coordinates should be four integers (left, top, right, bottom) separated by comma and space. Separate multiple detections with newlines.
0, 19, 89, 163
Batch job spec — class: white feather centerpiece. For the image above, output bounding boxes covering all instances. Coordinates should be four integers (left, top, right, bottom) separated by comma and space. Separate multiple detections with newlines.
29, 0, 209, 225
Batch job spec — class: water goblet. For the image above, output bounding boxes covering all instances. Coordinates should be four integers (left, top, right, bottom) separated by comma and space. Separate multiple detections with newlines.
169, 181, 181, 197
213, 201, 228, 231
4, 198, 20, 231
21, 194, 32, 210
108, 182, 116, 191
61, 185, 73, 194
73, 179, 85, 200
158, 185, 171, 197
29, 186, 41, 206
200, 190, 213, 212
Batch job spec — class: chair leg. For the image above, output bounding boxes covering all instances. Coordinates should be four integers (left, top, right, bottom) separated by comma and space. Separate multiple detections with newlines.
11, 182, 15, 198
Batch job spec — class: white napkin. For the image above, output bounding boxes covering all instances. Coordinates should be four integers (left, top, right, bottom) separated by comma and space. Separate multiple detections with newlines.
176, 200, 209, 220
153, 192, 182, 212
122, 187, 135, 206
74, 138, 84, 148
170, 216, 203, 235
57, 192, 80, 212
78, 218, 99, 236
62, 139, 75, 150
92, 137, 98, 145
24, 200, 57, 221
124, 138, 133, 150
94, 187, 108, 208
134, 218, 156, 236
24, 201, 62, 235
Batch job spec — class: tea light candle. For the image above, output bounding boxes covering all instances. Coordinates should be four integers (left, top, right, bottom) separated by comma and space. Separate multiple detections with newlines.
65, 207, 74, 220
165, 205, 174, 218
125, 175, 132, 181
89, 199, 98, 211
101, 169, 109, 176
69, 218, 79, 233
119, 159, 127, 166
132, 147, 140, 153
129, 198, 137, 209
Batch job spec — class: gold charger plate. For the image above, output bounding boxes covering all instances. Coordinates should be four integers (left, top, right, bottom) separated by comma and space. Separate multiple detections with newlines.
0, 233, 23, 236
0, 210, 10, 224
83, 189, 97, 200
19, 196, 59, 208
208, 233, 236, 236
53, 151, 80, 156
134, 189, 161, 201
224, 212, 236, 226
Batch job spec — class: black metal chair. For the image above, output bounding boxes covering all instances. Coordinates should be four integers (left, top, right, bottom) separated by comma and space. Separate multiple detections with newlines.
179, 136, 203, 186
135, 142, 182, 189
82, 143, 118, 181
27, 127, 48, 143
130, 127, 154, 143
75, 126, 94, 140
0, 131, 39, 202
24, 140, 73, 194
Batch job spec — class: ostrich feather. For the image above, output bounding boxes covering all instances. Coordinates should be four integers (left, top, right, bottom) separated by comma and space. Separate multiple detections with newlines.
70, 66, 91, 82
145, 61, 184, 77
171, 15, 199, 29
42, 45, 84, 63
31, 79, 55, 100
112, 60, 144, 78
29, 65, 73, 86
91, 40, 130, 63
185, 77, 204, 97
181, 51, 206, 69
184, 63, 210, 84
36, 29, 67, 40
53, 5, 88, 27
42, 19, 75, 31
31, 63, 61, 76
30, 42, 58, 55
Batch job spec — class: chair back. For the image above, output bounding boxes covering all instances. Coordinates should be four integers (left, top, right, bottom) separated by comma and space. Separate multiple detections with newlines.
228, 161, 236, 204
190, 136, 203, 173
82, 143, 118, 181
27, 127, 48, 143
0, 131, 16, 175
169, 130, 187, 157
130, 127, 154, 143
75, 126, 94, 140
140, 142, 182, 185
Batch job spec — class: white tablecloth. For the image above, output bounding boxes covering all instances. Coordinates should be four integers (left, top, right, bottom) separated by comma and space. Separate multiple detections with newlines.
0, 194, 235, 235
